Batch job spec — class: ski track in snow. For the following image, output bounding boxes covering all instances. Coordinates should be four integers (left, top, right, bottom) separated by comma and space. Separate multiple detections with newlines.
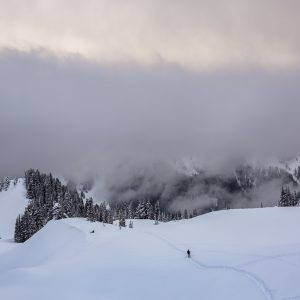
238, 250, 300, 269
146, 231, 274, 300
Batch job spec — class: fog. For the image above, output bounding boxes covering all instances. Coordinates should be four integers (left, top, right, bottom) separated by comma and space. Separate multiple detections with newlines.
1, 50, 300, 185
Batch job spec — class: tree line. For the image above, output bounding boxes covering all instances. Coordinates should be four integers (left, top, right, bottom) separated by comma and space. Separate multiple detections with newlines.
278, 186, 300, 207
14, 170, 195, 243
0, 176, 18, 192
13, 170, 299, 243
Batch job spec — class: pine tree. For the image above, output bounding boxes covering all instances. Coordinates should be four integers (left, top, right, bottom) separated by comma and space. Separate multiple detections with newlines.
192, 208, 198, 217
119, 218, 126, 227
184, 209, 188, 219
106, 209, 113, 224
119, 209, 126, 227
52, 202, 65, 220
279, 186, 292, 207
62, 190, 73, 217
176, 210, 182, 220
146, 200, 154, 220
128, 202, 134, 219
129, 220, 133, 228
279, 186, 285, 207
25, 169, 37, 199
135, 201, 147, 219
94, 204, 100, 221
2, 177, 10, 191
154, 201, 161, 221
14, 215, 22, 243
86, 198, 95, 222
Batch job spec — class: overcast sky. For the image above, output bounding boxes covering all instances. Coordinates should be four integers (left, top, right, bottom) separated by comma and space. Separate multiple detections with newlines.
1, 0, 300, 70
0, 0, 300, 181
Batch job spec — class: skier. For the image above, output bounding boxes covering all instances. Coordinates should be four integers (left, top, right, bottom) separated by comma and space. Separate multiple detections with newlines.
187, 249, 191, 258
90, 229, 95, 234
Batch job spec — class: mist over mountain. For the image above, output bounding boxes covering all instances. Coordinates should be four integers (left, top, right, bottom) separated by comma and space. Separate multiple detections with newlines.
1, 51, 300, 212
92, 157, 298, 213
1, 1, 300, 212
1, 51, 300, 183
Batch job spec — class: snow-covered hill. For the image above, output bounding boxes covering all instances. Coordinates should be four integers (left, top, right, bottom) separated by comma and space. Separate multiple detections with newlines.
0, 179, 28, 239
0, 207, 299, 300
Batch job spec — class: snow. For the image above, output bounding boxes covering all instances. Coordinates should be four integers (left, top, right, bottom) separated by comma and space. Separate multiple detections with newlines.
0, 179, 28, 239
0, 207, 300, 300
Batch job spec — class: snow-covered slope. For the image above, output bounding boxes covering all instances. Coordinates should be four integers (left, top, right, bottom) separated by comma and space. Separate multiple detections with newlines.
0, 207, 299, 300
277, 156, 300, 184
0, 179, 28, 239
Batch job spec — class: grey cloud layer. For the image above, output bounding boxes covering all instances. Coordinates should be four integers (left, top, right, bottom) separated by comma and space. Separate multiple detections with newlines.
0, 51, 300, 181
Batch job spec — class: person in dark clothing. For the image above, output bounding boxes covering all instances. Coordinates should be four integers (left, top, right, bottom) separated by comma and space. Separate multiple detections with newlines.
90, 230, 95, 234
187, 249, 191, 258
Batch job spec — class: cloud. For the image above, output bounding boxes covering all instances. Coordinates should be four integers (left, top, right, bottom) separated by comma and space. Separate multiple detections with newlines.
1, 1, 300, 207
0, 0, 299, 69
1, 50, 300, 185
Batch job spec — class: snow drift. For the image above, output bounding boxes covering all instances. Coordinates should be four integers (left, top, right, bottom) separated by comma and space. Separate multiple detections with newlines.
0, 207, 300, 300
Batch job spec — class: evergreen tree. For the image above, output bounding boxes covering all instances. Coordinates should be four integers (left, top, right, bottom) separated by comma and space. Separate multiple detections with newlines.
154, 201, 161, 221
184, 209, 188, 219
129, 220, 133, 228
279, 186, 291, 207
146, 200, 154, 220
14, 215, 22, 243
135, 201, 147, 219
128, 202, 134, 219
106, 209, 113, 224
119, 212, 126, 227
52, 202, 65, 220
14, 170, 96, 242
2, 177, 10, 191
192, 208, 198, 217
86, 198, 95, 222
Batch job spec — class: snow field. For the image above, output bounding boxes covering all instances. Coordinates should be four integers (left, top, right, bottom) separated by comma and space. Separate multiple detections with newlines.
0, 207, 300, 300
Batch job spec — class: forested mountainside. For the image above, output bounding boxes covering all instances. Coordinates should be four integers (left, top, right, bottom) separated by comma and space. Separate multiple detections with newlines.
1, 160, 299, 243
107, 162, 299, 213
12, 170, 176, 242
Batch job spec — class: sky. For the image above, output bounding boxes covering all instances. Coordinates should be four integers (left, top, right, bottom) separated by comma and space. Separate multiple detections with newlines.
0, 0, 300, 182
1, 0, 300, 70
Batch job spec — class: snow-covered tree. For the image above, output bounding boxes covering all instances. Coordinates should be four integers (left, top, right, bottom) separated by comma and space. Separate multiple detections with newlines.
135, 201, 147, 219
146, 200, 154, 220
129, 220, 133, 228
154, 201, 161, 221
2, 177, 10, 191
86, 198, 95, 222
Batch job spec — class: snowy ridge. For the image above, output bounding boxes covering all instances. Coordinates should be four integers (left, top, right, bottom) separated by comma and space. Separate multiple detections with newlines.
172, 156, 300, 180
0, 207, 300, 300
